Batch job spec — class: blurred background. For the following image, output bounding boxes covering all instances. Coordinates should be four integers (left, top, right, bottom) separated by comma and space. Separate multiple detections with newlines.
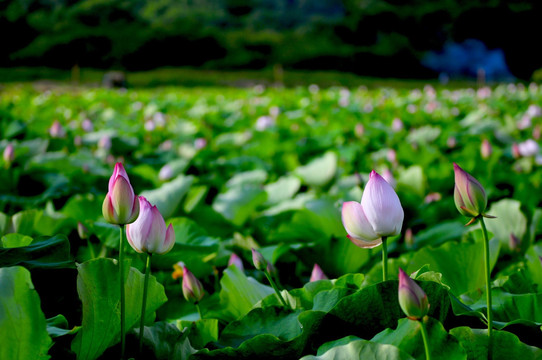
1, 0, 541, 85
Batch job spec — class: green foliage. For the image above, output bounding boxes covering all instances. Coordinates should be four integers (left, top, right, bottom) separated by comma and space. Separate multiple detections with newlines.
0, 267, 52, 360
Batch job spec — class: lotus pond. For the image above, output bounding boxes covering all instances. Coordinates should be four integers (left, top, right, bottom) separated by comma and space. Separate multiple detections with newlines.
0, 82, 541, 360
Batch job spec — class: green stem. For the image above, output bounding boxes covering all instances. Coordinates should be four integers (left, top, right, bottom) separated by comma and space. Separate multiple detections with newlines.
382, 236, 388, 282
265, 271, 288, 308
119, 225, 126, 360
479, 217, 493, 358
196, 303, 203, 320
87, 239, 96, 259
138, 253, 152, 356
419, 319, 431, 360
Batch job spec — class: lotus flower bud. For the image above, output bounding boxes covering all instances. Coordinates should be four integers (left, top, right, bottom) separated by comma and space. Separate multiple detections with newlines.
102, 163, 140, 225
391, 118, 404, 132
251, 248, 268, 271
77, 222, 89, 240
194, 138, 207, 150
158, 164, 174, 181
512, 143, 521, 159
404, 228, 414, 247
517, 139, 539, 157
266, 261, 277, 275
49, 120, 66, 138
126, 196, 175, 255
354, 123, 365, 138
228, 253, 244, 272
3, 143, 14, 167
182, 266, 204, 303
481, 139, 492, 159
341, 170, 404, 248
398, 268, 429, 321
447, 136, 457, 149
310, 264, 328, 282
453, 163, 487, 218
81, 119, 93, 132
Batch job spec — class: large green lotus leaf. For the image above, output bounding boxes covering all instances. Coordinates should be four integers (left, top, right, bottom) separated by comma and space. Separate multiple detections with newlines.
138, 321, 196, 360
71, 258, 168, 360
0, 234, 73, 269
450, 327, 542, 360
61, 194, 103, 222
411, 221, 466, 250
525, 246, 542, 289
0, 266, 52, 360
136, 322, 196, 360
294, 151, 337, 187
141, 175, 194, 219
0, 211, 8, 236
463, 288, 542, 326
397, 165, 426, 197
212, 184, 267, 226
301, 338, 415, 360
372, 317, 466, 360
151, 217, 219, 275
484, 199, 527, 253
218, 307, 304, 348
264, 176, 301, 205
192, 309, 326, 359
208, 266, 273, 322
408, 239, 498, 296
178, 319, 219, 349
226, 169, 268, 188
11, 205, 72, 237
1, 233, 33, 247
184, 185, 208, 213
327, 281, 450, 340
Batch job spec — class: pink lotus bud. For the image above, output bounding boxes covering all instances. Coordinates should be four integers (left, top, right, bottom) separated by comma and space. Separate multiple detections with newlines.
77, 222, 89, 240
310, 264, 328, 282
341, 170, 404, 248
512, 143, 521, 159
518, 115, 531, 130
398, 268, 429, 320
81, 119, 94, 132
158, 164, 174, 181
517, 139, 539, 157
533, 125, 541, 140
424, 192, 442, 204
73, 136, 83, 147
3, 143, 14, 167
126, 196, 175, 255
102, 163, 140, 225
98, 136, 112, 151
404, 228, 414, 247
144, 120, 155, 131
355, 123, 365, 138
447, 137, 457, 149
49, 120, 66, 138
481, 139, 492, 159
453, 163, 487, 218
251, 248, 268, 271
182, 266, 204, 303
391, 118, 404, 132
387, 149, 397, 164
228, 253, 244, 272
266, 261, 277, 275
194, 138, 207, 150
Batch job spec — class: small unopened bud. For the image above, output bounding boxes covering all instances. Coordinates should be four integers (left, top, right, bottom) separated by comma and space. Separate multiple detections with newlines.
481, 139, 492, 159
512, 143, 521, 159
49, 120, 66, 138
182, 266, 204, 303
453, 163, 488, 218
251, 248, 268, 271
310, 264, 328, 282
354, 123, 365, 138
3, 143, 14, 167
228, 253, 244, 272
404, 228, 414, 247
398, 268, 430, 321
77, 222, 89, 240
391, 118, 403, 132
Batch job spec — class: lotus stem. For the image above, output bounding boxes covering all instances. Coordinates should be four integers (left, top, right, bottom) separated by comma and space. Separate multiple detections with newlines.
138, 253, 152, 355
479, 217, 493, 358
382, 236, 388, 282
420, 319, 431, 360
119, 225, 126, 360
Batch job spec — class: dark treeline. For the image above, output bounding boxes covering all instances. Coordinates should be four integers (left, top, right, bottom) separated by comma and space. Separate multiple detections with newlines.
1, 0, 541, 79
